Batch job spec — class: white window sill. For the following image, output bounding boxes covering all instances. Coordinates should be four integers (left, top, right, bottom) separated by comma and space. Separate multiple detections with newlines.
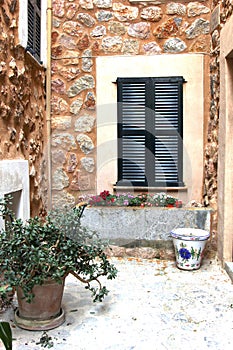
113, 186, 188, 193
25, 50, 45, 69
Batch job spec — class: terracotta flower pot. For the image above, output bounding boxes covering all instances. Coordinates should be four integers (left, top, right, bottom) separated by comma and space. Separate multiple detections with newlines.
15, 279, 65, 330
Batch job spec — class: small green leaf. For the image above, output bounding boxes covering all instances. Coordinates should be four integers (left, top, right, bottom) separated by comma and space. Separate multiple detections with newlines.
0, 322, 12, 350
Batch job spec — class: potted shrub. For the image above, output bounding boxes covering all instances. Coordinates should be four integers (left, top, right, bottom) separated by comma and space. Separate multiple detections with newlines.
0, 196, 117, 330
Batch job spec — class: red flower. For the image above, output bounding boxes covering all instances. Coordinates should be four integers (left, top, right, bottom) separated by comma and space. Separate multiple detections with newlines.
100, 190, 110, 200
175, 200, 182, 208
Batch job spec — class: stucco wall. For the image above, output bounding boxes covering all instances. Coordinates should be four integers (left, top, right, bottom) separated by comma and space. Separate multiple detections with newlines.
51, 0, 211, 208
0, 1, 47, 216
96, 54, 206, 204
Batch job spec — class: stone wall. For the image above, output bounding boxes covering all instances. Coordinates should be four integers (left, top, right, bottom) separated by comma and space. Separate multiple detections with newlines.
221, 0, 233, 19
203, 0, 219, 251
203, 1, 232, 253
51, 0, 211, 207
0, 0, 47, 216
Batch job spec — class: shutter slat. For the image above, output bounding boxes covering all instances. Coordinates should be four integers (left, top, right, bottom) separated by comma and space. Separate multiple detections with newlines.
121, 81, 146, 130
35, 13, 41, 57
155, 81, 179, 130
27, 1, 34, 49
155, 135, 179, 183
121, 135, 146, 182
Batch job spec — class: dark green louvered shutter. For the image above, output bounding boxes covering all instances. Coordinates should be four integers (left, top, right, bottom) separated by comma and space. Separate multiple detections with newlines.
27, 0, 41, 62
154, 77, 184, 186
117, 79, 147, 186
117, 77, 184, 187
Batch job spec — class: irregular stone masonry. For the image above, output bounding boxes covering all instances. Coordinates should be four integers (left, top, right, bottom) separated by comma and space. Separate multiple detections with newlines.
203, 0, 233, 255
203, 0, 232, 249
0, 0, 47, 216
51, 0, 211, 207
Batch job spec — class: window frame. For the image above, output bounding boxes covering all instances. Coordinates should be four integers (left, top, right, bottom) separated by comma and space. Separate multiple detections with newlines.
18, 0, 47, 66
27, 0, 41, 62
117, 76, 185, 188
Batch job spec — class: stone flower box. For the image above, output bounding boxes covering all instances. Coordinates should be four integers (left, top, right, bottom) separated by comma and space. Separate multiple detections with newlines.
81, 206, 213, 259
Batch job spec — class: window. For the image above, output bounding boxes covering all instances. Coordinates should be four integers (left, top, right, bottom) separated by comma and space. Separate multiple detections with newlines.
117, 77, 185, 188
18, 0, 46, 65
27, 0, 41, 61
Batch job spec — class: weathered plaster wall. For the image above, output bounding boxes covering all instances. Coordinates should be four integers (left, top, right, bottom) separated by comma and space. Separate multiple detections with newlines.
0, 0, 47, 216
51, 0, 211, 208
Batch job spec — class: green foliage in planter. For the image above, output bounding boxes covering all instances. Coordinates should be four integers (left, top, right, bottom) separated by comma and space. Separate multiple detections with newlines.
0, 285, 14, 312
0, 197, 117, 303
81, 190, 182, 207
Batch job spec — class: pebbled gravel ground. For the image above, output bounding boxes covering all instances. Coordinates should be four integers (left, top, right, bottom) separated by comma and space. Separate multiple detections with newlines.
1, 257, 233, 350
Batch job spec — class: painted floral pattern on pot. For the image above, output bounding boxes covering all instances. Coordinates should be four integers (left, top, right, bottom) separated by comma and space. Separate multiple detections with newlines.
173, 240, 206, 270
178, 244, 202, 261
179, 247, 191, 260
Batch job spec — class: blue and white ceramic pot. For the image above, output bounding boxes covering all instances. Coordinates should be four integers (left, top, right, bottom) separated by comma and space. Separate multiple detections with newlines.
170, 228, 210, 270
